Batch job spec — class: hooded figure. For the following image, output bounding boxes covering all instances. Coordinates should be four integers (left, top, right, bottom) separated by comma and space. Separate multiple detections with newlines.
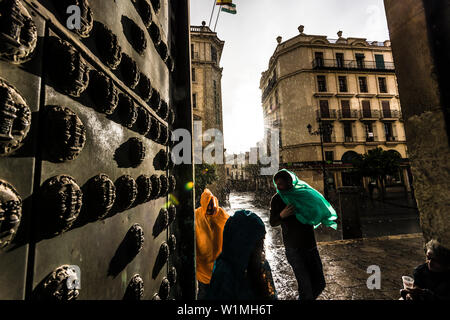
195, 189, 229, 297
205, 210, 277, 300
270, 169, 328, 300
273, 169, 338, 230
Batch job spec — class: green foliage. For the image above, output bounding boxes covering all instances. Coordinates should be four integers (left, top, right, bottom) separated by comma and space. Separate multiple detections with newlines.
352, 147, 401, 179
352, 148, 402, 196
194, 163, 218, 205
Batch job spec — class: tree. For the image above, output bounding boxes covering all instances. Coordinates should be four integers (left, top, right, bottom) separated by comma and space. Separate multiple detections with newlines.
194, 164, 218, 206
244, 162, 266, 191
352, 147, 401, 197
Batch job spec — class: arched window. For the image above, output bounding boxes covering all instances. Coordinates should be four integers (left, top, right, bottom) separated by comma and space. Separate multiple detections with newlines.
341, 151, 359, 164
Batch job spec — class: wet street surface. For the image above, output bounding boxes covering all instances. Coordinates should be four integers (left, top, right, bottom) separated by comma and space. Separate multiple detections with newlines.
224, 192, 425, 300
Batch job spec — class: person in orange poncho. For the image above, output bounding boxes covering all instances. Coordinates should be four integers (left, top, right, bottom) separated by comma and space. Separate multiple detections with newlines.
195, 189, 229, 299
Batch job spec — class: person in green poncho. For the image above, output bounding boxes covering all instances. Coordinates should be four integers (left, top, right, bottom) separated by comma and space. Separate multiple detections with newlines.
269, 169, 338, 300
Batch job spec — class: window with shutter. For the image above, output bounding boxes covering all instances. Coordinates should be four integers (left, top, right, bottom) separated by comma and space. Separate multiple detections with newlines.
338, 76, 348, 92
382, 101, 391, 117
359, 77, 368, 92
315, 52, 324, 67
341, 100, 350, 117
317, 75, 327, 92
356, 53, 365, 69
344, 122, 352, 141
320, 100, 330, 118
336, 53, 344, 68
362, 100, 371, 117
365, 123, 374, 141
378, 77, 387, 93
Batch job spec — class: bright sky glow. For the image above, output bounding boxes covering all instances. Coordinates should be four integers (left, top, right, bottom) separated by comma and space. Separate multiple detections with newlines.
190, 0, 390, 154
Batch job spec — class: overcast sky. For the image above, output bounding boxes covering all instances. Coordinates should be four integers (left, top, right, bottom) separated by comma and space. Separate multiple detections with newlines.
189, 0, 390, 154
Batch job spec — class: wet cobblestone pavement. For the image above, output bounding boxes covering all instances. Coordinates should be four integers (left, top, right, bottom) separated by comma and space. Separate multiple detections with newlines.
224, 192, 425, 300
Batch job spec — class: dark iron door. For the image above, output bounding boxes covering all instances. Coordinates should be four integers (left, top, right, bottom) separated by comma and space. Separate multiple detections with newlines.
0, 0, 194, 300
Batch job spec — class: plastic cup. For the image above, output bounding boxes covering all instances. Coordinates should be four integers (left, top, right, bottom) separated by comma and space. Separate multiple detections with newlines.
402, 276, 414, 289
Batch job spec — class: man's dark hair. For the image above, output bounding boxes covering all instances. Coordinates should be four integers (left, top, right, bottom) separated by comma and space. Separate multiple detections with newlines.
274, 170, 293, 185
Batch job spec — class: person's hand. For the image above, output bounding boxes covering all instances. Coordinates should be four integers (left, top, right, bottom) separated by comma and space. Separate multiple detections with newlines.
280, 205, 295, 219
401, 287, 427, 300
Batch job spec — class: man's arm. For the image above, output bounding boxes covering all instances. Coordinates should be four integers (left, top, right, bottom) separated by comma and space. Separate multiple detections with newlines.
269, 195, 283, 227
269, 197, 282, 227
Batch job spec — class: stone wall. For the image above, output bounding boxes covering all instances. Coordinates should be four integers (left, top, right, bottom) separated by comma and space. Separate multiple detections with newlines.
384, 0, 450, 248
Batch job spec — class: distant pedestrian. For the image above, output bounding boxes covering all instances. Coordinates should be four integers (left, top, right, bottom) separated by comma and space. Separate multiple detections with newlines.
195, 189, 230, 299
400, 239, 450, 300
270, 169, 337, 300
206, 210, 277, 300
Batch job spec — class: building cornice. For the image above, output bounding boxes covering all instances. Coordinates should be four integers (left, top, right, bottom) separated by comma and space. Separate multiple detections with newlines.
261, 34, 392, 85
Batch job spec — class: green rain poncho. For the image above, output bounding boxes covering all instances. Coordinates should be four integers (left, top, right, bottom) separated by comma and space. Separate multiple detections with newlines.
273, 169, 338, 230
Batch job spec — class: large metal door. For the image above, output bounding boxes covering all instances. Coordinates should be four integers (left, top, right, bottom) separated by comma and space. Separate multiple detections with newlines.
0, 0, 194, 300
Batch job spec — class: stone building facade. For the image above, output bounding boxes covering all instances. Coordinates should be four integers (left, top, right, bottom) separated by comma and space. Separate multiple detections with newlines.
260, 27, 411, 194
190, 22, 226, 201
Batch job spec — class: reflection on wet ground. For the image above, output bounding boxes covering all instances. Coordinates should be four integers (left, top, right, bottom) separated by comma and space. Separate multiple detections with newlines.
224, 192, 424, 300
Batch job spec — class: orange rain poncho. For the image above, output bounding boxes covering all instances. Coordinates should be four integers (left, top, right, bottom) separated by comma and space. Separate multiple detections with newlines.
195, 189, 229, 285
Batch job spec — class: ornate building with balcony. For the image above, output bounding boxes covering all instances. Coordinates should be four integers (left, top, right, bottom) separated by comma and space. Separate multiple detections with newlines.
191, 22, 226, 201
260, 26, 410, 194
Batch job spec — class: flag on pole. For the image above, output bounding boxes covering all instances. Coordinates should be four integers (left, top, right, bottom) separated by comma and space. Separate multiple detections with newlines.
221, 2, 237, 14
216, 0, 232, 5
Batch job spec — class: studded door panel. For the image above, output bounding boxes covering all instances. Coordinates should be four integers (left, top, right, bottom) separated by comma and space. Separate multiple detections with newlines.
0, 0, 194, 300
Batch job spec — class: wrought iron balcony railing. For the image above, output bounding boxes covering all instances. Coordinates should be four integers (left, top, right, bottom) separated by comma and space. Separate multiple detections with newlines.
381, 109, 402, 119
344, 136, 357, 143
312, 59, 395, 71
316, 109, 337, 119
365, 134, 380, 143
360, 109, 381, 119
385, 135, 398, 142
322, 135, 336, 143
338, 109, 359, 119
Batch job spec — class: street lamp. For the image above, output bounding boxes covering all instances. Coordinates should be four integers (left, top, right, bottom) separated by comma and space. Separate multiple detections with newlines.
307, 121, 333, 199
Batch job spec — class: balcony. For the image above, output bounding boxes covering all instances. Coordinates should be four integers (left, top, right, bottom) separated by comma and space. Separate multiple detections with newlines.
365, 134, 380, 144
261, 75, 277, 102
312, 59, 395, 72
360, 109, 380, 120
343, 136, 358, 145
322, 135, 337, 144
316, 109, 337, 120
338, 109, 359, 120
385, 135, 399, 144
381, 109, 402, 120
